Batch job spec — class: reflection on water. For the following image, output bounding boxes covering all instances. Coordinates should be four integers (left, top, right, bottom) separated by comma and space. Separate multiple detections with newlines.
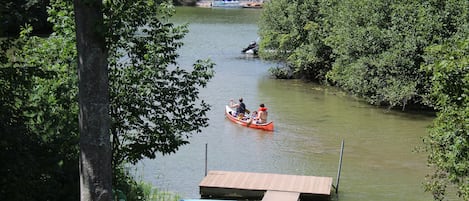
137, 6, 435, 201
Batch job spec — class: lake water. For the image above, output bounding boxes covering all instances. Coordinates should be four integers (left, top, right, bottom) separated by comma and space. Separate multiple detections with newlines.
136, 6, 436, 201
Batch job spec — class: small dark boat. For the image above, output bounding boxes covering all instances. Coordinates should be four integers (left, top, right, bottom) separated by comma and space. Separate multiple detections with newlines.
241, 41, 259, 55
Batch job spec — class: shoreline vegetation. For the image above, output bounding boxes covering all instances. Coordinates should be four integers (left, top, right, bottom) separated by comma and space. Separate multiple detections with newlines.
175, 0, 265, 8
257, 0, 468, 111
115, 167, 182, 201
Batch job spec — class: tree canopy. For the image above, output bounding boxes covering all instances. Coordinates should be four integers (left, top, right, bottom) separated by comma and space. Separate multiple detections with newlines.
422, 38, 469, 201
259, 0, 468, 109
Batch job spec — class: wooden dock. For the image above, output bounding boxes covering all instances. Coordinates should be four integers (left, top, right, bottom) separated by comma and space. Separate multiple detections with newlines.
199, 170, 333, 201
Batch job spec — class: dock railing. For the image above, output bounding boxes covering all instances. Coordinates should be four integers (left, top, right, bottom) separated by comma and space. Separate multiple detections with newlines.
332, 139, 344, 194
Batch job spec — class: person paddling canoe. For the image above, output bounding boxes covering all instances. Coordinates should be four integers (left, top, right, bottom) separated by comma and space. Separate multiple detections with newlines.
229, 97, 248, 119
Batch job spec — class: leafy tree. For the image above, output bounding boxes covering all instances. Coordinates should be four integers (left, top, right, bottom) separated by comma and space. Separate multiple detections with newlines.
1, 11, 79, 200
258, 0, 299, 61
1, 0, 214, 200
422, 38, 469, 201
0, 65, 78, 200
258, 0, 333, 81
324, 0, 444, 108
1, 0, 52, 36
103, 0, 214, 168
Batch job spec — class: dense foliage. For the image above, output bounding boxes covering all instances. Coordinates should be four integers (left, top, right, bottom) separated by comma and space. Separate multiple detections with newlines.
0, 64, 79, 200
259, 0, 332, 81
422, 38, 469, 200
259, 0, 469, 109
0, 0, 214, 200
1, 0, 52, 36
1, 2, 79, 199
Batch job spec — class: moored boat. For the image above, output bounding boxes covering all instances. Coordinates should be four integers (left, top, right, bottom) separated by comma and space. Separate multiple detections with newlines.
241, 41, 259, 55
241, 2, 263, 8
211, 0, 242, 8
225, 105, 274, 131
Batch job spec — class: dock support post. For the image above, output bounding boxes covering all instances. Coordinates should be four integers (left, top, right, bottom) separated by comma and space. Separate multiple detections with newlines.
205, 143, 208, 176
335, 139, 344, 194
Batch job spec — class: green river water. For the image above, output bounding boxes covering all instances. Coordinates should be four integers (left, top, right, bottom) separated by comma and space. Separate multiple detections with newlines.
137, 6, 437, 201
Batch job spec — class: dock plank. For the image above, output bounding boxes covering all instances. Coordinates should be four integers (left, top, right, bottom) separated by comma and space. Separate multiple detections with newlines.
261, 190, 300, 201
199, 170, 333, 197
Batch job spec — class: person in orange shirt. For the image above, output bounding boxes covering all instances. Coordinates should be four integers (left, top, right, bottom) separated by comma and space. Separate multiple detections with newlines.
255, 103, 268, 124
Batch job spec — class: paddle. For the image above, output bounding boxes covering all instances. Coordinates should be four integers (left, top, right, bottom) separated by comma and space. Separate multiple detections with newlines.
246, 118, 253, 127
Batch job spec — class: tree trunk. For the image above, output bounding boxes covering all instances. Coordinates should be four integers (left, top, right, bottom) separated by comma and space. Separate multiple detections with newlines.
74, 0, 112, 201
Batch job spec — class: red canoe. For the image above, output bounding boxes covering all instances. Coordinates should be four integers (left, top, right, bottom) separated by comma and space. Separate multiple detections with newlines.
225, 105, 274, 131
